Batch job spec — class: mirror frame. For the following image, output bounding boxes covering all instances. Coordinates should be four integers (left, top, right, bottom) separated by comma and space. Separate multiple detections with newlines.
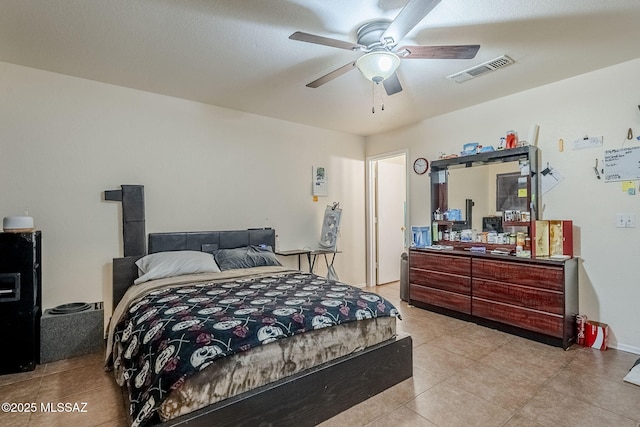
429, 146, 540, 227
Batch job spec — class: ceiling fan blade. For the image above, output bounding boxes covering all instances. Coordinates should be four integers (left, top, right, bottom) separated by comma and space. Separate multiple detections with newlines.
382, 0, 441, 45
383, 73, 403, 96
397, 44, 480, 59
306, 61, 357, 88
289, 31, 364, 51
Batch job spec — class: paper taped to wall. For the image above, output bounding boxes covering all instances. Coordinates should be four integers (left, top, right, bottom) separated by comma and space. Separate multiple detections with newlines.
572, 136, 603, 150
604, 146, 640, 182
541, 166, 564, 194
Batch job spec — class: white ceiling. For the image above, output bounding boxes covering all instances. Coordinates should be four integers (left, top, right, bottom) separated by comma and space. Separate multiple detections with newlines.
1, 0, 640, 136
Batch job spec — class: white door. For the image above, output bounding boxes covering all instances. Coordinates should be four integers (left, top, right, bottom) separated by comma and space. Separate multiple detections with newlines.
376, 155, 406, 284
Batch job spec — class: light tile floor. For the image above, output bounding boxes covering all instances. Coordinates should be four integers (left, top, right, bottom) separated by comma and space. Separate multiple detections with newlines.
1, 281, 638, 427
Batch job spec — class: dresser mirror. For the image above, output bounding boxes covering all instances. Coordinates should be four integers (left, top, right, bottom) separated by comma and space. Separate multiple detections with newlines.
430, 146, 540, 234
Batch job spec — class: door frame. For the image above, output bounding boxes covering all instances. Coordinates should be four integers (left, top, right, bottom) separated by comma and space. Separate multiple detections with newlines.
365, 149, 409, 287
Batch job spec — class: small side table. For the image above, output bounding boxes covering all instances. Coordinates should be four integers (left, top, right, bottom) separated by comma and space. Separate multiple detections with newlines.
275, 249, 311, 270
309, 250, 341, 276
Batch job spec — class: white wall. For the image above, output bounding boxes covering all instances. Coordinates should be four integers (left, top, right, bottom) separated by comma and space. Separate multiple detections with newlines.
0, 61, 366, 316
366, 58, 640, 353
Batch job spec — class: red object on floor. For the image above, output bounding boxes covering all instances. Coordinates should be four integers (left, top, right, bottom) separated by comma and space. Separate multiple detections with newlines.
584, 320, 608, 350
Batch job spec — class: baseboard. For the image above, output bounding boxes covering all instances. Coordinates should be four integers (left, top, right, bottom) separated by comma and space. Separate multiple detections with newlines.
610, 341, 640, 355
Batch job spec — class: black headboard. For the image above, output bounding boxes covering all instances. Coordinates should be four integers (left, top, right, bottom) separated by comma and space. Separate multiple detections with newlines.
148, 228, 275, 254
112, 228, 276, 310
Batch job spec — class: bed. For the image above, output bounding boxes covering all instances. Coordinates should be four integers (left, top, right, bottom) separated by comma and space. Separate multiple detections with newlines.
105, 228, 412, 426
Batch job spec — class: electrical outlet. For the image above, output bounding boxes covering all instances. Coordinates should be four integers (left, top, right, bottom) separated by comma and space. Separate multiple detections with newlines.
616, 213, 636, 228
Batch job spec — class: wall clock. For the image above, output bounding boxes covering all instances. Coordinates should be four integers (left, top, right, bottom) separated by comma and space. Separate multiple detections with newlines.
413, 157, 429, 175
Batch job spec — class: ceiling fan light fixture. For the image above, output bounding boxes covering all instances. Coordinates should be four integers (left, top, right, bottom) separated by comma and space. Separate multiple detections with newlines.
355, 51, 400, 83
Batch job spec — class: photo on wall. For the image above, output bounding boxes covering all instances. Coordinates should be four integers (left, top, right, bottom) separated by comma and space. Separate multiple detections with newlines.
313, 166, 328, 196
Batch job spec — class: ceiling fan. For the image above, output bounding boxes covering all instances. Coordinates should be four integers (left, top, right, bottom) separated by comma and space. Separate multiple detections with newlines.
289, 0, 480, 96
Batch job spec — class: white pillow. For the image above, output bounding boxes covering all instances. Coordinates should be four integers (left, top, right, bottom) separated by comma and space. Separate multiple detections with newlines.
134, 251, 220, 284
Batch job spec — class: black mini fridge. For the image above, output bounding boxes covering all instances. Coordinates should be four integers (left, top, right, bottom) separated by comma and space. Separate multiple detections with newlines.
0, 231, 41, 374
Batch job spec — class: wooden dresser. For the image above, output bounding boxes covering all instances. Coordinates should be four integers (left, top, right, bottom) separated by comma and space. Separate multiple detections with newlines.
409, 248, 578, 348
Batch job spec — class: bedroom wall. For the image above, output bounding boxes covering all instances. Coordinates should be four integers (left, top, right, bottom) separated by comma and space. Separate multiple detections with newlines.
0, 61, 366, 316
366, 58, 640, 354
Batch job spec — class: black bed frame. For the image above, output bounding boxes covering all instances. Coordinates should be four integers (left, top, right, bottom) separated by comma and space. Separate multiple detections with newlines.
112, 229, 413, 427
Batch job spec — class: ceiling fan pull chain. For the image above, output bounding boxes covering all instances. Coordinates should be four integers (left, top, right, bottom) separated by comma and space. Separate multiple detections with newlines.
371, 82, 376, 114
378, 81, 385, 112
371, 80, 387, 114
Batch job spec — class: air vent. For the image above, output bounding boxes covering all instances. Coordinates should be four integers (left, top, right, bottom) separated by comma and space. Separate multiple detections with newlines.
447, 55, 515, 83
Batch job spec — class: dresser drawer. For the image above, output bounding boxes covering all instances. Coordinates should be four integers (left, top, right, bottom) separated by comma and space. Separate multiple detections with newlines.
410, 268, 470, 295
472, 298, 563, 337
410, 284, 471, 314
472, 259, 564, 291
410, 251, 471, 276
473, 278, 563, 315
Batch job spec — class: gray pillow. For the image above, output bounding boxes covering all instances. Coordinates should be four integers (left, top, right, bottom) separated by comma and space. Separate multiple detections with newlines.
215, 245, 282, 270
